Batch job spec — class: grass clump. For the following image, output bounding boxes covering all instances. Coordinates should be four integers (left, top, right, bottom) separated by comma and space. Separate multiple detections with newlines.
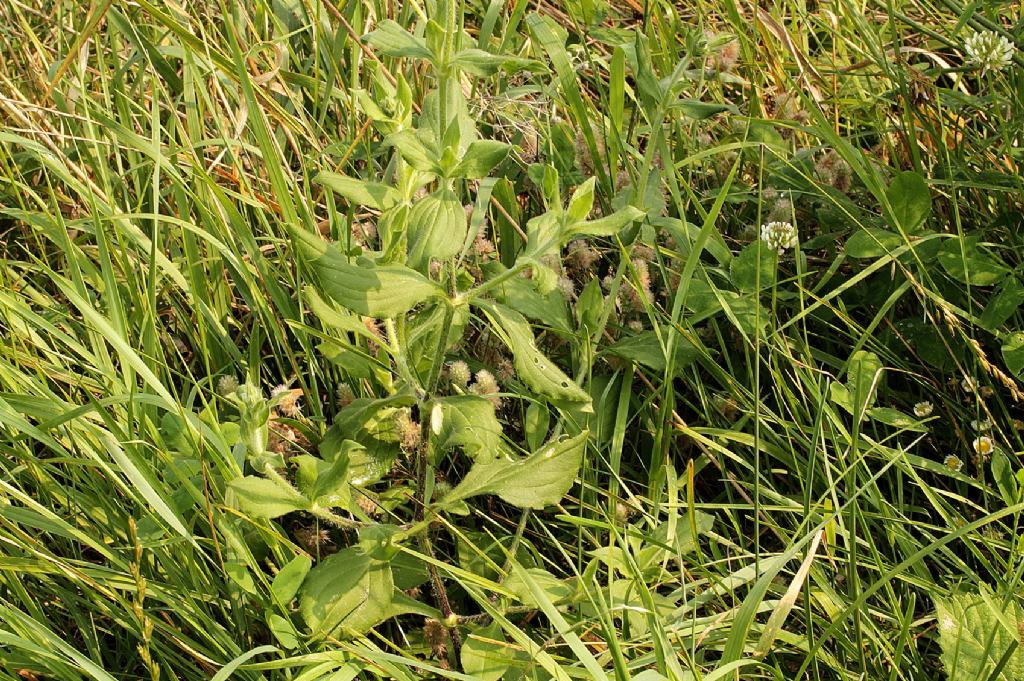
0, 0, 1023, 679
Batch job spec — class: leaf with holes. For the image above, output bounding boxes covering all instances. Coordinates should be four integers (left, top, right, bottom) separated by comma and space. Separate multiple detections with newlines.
476, 302, 592, 409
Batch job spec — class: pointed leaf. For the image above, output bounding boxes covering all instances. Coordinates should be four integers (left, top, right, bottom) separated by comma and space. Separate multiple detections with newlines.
272, 555, 313, 604
314, 173, 401, 210
445, 431, 588, 509
364, 20, 433, 60
291, 227, 444, 317
229, 476, 310, 518
567, 205, 644, 240
477, 302, 592, 408
453, 140, 512, 179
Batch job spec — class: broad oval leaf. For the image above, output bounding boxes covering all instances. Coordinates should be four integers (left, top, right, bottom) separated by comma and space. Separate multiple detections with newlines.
407, 188, 467, 270
1002, 331, 1024, 376
937, 236, 1005, 286
846, 350, 883, 416
433, 395, 504, 461
935, 592, 1024, 681
272, 555, 312, 604
461, 622, 513, 681
886, 171, 931, 233
844, 228, 903, 258
298, 547, 397, 638
730, 241, 776, 290
453, 140, 512, 179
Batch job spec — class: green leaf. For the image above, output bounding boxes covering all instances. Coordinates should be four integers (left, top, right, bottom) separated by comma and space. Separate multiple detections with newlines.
1002, 332, 1024, 376
866, 407, 927, 432
937, 236, 1004, 286
636, 511, 715, 567
407, 188, 467, 270
433, 395, 505, 461
567, 205, 644, 240
225, 561, 258, 594
291, 227, 444, 317
445, 431, 587, 509
981, 280, 1024, 331
730, 242, 776, 291
477, 302, 592, 408
829, 382, 853, 414
524, 402, 549, 451
453, 48, 542, 77
303, 447, 352, 508
670, 98, 732, 120
846, 350, 883, 416
314, 173, 401, 211
604, 330, 699, 373
992, 449, 1019, 507
272, 555, 312, 604
490, 263, 572, 332
566, 177, 596, 223
298, 547, 398, 638
384, 129, 438, 173
453, 140, 511, 179
228, 476, 309, 518
502, 567, 575, 607
844, 228, 903, 258
363, 20, 433, 60
304, 287, 382, 342
935, 592, 1024, 681
886, 171, 931, 232
268, 614, 298, 650
461, 622, 513, 681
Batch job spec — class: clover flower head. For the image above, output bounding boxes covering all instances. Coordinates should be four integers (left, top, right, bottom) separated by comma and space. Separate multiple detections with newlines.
961, 377, 979, 394
217, 374, 239, 397
336, 383, 355, 408
972, 436, 995, 457
964, 30, 1015, 75
759, 221, 798, 254
913, 401, 933, 417
447, 360, 471, 388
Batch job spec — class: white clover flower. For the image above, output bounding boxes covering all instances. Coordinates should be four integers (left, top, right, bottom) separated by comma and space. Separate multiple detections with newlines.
971, 418, 992, 432
913, 401, 934, 417
964, 30, 1016, 75
943, 454, 963, 472
759, 221, 798, 254
961, 377, 978, 393
972, 436, 995, 457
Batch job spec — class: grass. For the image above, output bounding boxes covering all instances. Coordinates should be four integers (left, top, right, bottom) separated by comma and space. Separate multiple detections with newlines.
0, 0, 1023, 679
